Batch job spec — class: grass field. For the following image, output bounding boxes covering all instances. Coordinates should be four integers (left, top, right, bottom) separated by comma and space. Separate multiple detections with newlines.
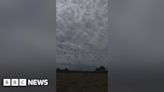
56, 71, 108, 92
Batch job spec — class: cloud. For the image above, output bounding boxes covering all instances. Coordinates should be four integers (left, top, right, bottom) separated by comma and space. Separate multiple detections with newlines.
56, 0, 109, 67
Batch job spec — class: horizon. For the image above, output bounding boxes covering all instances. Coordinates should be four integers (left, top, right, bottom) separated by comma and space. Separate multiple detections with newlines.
56, 63, 108, 71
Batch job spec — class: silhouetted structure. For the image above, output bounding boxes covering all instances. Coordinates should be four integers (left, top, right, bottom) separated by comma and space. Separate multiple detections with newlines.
95, 66, 107, 73
56, 66, 107, 73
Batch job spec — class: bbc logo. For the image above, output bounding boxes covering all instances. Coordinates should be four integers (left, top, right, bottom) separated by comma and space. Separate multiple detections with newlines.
3, 79, 27, 87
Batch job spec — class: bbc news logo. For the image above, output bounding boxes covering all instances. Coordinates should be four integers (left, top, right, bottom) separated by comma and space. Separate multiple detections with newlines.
3, 79, 48, 87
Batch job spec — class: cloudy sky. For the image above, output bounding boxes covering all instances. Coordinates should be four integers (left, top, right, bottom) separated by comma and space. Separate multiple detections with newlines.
56, 0, 109, 70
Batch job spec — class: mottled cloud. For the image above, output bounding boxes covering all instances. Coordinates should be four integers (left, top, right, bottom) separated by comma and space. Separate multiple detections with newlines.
56, 0, 109, 67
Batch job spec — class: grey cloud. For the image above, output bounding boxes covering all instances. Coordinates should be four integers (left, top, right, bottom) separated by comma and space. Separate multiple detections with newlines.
56, 0, 109, 67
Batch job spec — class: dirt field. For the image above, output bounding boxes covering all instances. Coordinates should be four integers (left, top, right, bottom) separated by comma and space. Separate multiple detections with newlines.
56, 71, 108, 92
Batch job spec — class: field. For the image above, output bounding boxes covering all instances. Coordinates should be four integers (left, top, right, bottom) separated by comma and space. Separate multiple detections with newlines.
56, 71, 108, 92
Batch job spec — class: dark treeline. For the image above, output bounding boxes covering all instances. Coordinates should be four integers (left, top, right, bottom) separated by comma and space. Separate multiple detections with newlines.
56, 66, 107, 73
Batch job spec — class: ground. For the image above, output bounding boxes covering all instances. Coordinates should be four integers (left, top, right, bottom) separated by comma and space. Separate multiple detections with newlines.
56, 71, 108, 92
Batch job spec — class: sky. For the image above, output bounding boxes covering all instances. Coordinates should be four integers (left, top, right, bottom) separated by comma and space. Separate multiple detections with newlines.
56, 0, 109, 70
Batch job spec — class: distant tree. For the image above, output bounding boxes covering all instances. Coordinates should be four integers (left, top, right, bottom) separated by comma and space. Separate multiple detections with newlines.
95, 66, 107, 72
56, 68, 61, 72
64, 68, 69, 72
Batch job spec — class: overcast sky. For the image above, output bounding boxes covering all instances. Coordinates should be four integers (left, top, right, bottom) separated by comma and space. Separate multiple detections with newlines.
56, 0, 109, 69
